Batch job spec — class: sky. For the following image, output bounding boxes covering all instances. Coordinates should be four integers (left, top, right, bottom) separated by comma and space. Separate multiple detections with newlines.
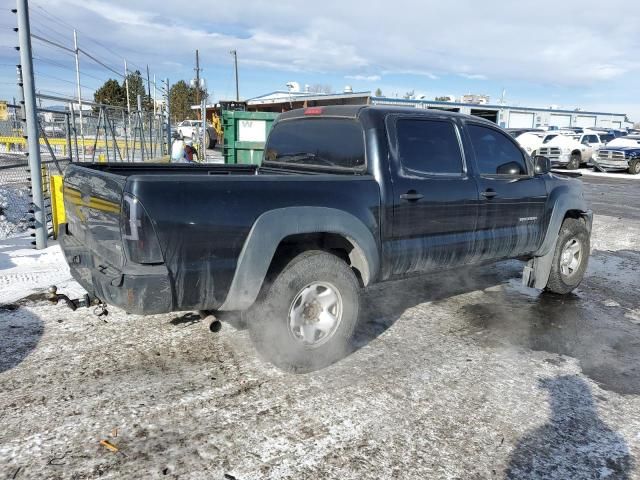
1, 0, 639, 121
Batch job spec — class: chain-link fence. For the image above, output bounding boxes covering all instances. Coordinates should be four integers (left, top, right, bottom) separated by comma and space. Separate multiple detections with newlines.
0, 101, 168, 240
70, 105, 167, 163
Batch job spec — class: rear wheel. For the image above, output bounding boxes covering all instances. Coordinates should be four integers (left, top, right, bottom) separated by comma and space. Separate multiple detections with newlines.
628, 159, 640, 175
248, 250, 361, 373
545, 218, 590, 294
205, 131, 216, 149
567, 153, 581, 170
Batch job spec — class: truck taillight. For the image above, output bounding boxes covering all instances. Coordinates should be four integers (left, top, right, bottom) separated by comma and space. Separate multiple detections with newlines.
121, 193, 163, 264
304, 107, 323, 115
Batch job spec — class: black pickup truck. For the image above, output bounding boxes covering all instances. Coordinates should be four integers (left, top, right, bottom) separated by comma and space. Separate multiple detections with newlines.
59, 105, 593, 371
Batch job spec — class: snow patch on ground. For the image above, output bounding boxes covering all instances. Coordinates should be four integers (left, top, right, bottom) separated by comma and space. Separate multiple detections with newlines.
577, 168, 640, 180
0, 185, 31, 239
0, 233, 73, 305
591, 215, 640, 252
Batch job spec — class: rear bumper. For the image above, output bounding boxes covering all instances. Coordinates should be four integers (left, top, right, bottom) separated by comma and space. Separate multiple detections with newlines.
59, 224, 173, 315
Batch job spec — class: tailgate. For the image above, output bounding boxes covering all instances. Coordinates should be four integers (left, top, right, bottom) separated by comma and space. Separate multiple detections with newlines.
63, 164, 126, 268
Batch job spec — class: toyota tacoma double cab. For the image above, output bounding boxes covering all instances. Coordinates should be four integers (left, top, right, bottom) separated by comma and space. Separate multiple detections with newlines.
58, 106, 593, 372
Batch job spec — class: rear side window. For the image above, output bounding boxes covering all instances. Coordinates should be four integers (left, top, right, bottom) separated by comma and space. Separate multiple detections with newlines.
396, 119, 463, 175
264, 118, 365, 169
467, 124, 528, 175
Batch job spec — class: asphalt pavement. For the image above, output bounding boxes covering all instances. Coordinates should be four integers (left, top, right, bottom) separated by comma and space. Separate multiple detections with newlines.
581, 173, 640, 221
0, 170, 639, 479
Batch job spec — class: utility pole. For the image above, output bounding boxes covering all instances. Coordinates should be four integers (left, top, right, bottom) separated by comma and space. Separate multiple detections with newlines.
124, 59, 131, 116
15, 65, 25, 125
146, 65, 152, 157
16, 0, 47, 249
164, 78, 171, 154
73, 29, 85, 160
230, 49, 239, 101
153, 73, 157, 116
194, 49, 200, 105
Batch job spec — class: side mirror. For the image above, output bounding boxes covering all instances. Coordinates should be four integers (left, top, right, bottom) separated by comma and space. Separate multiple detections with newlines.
496, 161, 526, 175
533, 155, 551, 175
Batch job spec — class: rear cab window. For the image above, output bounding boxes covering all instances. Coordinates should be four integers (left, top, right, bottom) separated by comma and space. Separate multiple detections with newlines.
395, 118, 465, 175
263, 118, 365, 171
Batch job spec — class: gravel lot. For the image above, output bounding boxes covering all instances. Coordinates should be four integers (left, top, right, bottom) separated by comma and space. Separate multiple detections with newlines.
1, 175, 639, 479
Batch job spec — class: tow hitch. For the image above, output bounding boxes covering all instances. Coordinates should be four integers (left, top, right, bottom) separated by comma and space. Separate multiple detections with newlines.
46, 285, 108, 316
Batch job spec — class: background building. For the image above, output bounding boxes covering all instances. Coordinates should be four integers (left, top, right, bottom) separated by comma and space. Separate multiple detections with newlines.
196, 90, 629, 130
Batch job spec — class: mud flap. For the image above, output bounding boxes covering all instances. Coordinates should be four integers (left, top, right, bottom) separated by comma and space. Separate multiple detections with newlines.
523, 240, 557, 289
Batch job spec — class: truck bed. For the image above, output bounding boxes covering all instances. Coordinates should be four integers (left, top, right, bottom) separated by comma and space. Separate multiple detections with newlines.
60, 162, 380, 313
74, 162, 322, 177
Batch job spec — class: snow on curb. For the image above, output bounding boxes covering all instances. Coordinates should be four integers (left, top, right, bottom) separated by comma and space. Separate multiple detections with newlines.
577, 168, 640, 180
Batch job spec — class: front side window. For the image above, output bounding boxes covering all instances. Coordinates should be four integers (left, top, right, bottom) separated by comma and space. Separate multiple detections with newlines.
395, 119, 464, 175
264, 118, 365, 169
467, 124, 528, 175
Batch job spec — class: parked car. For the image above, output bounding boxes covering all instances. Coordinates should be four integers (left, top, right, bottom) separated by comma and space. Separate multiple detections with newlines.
537, 132, 604, 169
593, 135, 640, 174
506, 128, 544, 138
56, 106, 593, 371
512, 131, 570, 157
42, 124, 65, 138
175, 119, 217, 148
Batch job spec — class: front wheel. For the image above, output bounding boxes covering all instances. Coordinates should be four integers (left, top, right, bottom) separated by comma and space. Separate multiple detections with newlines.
545, 218, 590, 294
567, 153, 581, 170
248, 250, 361, 372
628, 159, 640, 175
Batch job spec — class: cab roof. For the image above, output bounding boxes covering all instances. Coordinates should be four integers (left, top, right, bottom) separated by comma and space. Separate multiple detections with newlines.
276, 104, 498, 126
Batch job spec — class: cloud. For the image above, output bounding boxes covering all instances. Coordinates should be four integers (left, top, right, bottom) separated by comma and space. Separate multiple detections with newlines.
345, 74, 381, 82
382, 70, 439, 80
459, 73, 487, 80
1, 0, 639, 118
14, 0, 639, 88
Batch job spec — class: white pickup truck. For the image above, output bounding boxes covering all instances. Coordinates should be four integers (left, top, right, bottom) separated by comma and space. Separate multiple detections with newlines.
512, 131, 570, 157
175, 120, 217, 148
537, 132, 604, 169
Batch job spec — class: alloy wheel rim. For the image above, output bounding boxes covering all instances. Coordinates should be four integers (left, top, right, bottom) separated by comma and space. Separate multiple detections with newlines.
560, 237, 582, 278
288, 282, 343, 346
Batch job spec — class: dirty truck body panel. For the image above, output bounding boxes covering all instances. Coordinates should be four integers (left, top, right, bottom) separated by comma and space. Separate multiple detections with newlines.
59, 106, 591, 315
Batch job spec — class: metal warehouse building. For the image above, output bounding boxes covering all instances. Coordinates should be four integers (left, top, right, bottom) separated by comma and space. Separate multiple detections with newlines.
370, 97, 628, 129
243, 90, 628, 130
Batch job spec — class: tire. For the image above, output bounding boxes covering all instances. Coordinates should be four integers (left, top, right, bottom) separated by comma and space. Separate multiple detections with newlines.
567, 153, 581, 170
247, 250, 361, 373
628, 159, 640, 175
545, 217, 590, 295
205, 131, 216, 149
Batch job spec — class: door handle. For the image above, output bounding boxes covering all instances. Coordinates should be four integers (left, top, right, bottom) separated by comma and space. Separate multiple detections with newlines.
481, 189, 497, 199
400, 191, 424, 201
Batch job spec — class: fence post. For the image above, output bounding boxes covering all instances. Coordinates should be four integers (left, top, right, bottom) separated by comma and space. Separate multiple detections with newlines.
165, 78, 171, 155
73, 29, 85, 161
65, 110, 72, 159
16, 0, 47, 249
15, 65, 25, 134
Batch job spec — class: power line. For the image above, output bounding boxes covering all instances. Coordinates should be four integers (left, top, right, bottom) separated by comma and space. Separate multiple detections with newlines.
30, 3, 150, 70
33, 56, 111, 83
34, 70, 96, 92
31, 33, 75, 54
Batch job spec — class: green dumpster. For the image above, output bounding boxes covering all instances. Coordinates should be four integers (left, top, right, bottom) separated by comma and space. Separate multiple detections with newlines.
222, 111, 278, 165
